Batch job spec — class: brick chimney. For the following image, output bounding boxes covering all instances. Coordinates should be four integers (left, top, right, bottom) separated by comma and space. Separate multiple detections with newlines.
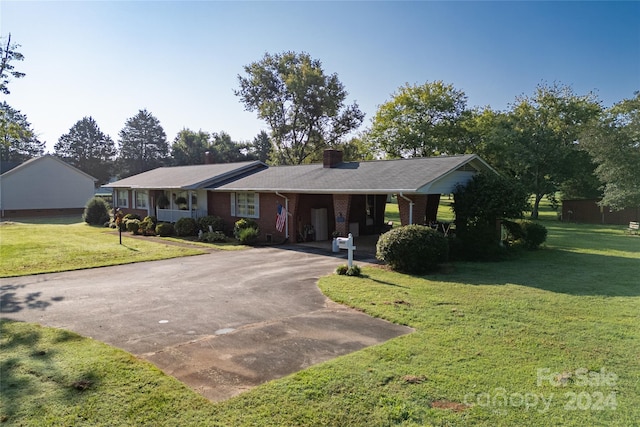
323, 149, 343, 168
204, 151, 213, 164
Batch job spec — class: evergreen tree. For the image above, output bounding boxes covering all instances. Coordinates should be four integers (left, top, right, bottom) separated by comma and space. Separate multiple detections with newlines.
54, 117, 115, 185
117, 109, 169, 177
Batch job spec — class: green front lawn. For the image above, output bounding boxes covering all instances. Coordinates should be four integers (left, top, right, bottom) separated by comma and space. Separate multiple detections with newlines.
0, 222, 205, 277
1, 213, 638, 425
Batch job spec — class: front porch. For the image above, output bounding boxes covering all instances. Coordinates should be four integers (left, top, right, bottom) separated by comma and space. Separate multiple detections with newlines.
156, 208, 208, 223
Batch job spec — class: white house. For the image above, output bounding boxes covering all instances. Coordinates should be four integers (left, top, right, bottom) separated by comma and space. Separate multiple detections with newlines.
0, 155, 97, 218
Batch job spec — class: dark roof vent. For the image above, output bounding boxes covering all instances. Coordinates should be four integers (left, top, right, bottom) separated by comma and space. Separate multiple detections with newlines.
323, 149, 343, 168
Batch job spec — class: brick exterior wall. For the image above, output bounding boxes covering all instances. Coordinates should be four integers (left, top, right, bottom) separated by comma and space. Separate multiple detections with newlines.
398, 194, 428, 225
332, 194, 351, 236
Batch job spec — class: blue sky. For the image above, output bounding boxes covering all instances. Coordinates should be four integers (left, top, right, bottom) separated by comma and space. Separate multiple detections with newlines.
2, 1, 639, 153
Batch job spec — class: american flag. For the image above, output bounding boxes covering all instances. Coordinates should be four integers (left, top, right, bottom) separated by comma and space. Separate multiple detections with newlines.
276, 204, 287, 232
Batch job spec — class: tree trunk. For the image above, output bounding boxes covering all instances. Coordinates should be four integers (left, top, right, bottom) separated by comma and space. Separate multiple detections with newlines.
530, 193, 544, 219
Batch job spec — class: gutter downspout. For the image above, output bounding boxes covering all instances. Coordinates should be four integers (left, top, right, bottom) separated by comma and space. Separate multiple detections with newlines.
275, 192, 289, 240
398, 193, 414, 225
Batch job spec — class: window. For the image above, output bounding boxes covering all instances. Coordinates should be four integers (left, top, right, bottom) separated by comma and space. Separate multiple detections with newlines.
231, 192, 259, 218
117, 190, 128, 208
135, 191, 148, 209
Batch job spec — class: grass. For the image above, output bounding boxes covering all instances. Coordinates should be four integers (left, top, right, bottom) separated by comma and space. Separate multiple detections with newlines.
0, 221, 205, 277
2, 206, 639, 425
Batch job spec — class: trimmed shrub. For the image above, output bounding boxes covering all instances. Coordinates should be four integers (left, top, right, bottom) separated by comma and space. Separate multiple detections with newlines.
126, 219, 141, 234
522, 221, 547, 249
82, 197, 111, 226
155, 222, 175, 237
175, 217, 198, 237
376, 225, 449, 274
234, 218, 259, 239
197, 216, 225, 233
237, 226, 259, 245
200, 231, 228, 243
123, 213, 141, 221
139, 216, 157, 236
335, 264, 362, 276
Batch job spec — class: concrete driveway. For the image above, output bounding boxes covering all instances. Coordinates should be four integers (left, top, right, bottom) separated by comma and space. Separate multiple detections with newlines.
0, 246, 411, 401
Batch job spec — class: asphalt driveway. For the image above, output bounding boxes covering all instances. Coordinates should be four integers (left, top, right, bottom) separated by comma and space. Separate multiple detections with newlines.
0, 246, 411, 401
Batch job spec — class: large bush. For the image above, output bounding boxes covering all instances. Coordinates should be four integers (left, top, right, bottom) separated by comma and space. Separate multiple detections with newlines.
237, 226, 259, 245
234, 218, 259, 239
82, 197, 111, 226
155, 222, 175, 237
522, 221, 547, 249
376, 225, 449, 274
175, 217, 198, 236
452, 173, 529, 261
197, 216, 225, 233
501, 220, 547, 250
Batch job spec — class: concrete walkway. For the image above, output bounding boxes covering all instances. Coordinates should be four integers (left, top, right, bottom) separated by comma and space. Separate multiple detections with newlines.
0, 246, 411, 401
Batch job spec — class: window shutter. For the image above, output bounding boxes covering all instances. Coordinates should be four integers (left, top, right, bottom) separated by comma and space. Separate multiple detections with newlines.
230, 193, 236, 216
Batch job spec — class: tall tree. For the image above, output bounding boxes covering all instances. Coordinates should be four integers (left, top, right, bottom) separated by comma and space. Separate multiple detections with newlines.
249, 130, 273, 163
210, 131, 254, 163
487, 83, 601, 218
369, 81, 468, 158
117, 109, 169, 177
0, 102, 44, 162
0, 33, 25, 95
54, 117, 115, 185
580, 92, 640, 209
171, 128, 210, 165
235, 51, 364, 165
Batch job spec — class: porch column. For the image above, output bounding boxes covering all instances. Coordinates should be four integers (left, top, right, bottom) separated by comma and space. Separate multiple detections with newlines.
398, 194, 427, 225
332, 194, 352, 237
425, 194, 441, 223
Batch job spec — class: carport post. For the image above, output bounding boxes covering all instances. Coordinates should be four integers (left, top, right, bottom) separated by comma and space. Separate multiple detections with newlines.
398, 193, 414, 225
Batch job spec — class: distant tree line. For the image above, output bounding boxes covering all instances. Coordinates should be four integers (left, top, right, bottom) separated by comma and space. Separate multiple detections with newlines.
2, 37, 638, 212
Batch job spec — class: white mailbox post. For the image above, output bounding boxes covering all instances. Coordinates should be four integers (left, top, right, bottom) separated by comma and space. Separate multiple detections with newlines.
336, 233, 357, 268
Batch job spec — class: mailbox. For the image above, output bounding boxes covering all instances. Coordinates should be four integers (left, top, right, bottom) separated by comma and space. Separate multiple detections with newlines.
336, 237, 350, 249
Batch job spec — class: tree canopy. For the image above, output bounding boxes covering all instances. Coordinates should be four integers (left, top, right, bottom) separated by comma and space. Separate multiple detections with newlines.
469, 83, 602, 218
117, 109, 169, 177
171, 129, 211, 166
369, 81, 468, 158
235, 51, 364, 165
580, 92, 640, 210
0, 34, 25, 95
54, 117, 115, 185
0, 102, 44, 162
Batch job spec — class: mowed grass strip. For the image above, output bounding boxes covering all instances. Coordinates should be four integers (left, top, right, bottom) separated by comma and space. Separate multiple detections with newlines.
0, 222, 204, 277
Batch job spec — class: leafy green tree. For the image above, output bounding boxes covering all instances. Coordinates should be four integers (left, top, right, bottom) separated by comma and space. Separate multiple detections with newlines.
0, 33, 25, 95
482, 83, 601, 218
235, 51, 364, 165
369, 81, 468, 158
452, 173, 530, 261
171, 128, 210, 165
249, 130, 273, 163
210, 131, 254, 163
54, 117, 115, 185
0, 102, 44, 162
580, 92, 640, 209
117, 109, 169, 177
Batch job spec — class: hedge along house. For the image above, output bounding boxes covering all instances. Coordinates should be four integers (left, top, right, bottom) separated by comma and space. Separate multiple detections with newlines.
107, 150, 496, 243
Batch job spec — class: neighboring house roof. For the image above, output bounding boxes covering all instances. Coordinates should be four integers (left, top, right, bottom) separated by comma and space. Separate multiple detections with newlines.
106, 161, 268, 190
213, 154, 496, 195
0, 155, 98, 182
